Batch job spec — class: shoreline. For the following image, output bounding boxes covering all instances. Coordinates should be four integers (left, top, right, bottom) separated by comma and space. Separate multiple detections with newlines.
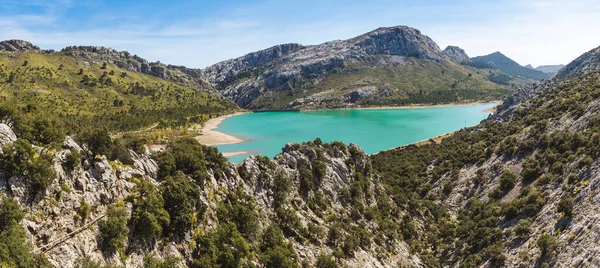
299, 101, 499, 112
194, 112, 249, 146
196, 101, 500, 150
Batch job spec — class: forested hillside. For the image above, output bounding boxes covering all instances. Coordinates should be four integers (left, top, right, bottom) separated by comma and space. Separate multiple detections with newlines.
0, 46, 238, 147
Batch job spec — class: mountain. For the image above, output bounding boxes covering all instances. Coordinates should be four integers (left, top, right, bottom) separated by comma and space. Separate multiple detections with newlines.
442, 45, 470, 63
470, 51, 550, 80
525, 64, 565, 78
534, 64, 564, 74
3, 43, 600, 267
200, 26, 511, 110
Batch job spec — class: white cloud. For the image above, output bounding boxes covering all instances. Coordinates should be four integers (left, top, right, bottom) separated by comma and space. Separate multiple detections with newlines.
0, 0, 598, 68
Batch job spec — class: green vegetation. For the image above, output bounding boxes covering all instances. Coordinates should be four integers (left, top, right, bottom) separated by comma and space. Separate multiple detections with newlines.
247, 56, 512, 109
0, 196, 52, 267
370, 70, 600, 265
130, 180, 170, 242
470, 52, 549, 80
0, 52, 237, 146
0, 139, 56, 195
99, 204, 129, 255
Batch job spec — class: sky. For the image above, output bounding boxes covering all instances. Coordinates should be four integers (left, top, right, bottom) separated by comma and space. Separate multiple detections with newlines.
0, 0, 599, 68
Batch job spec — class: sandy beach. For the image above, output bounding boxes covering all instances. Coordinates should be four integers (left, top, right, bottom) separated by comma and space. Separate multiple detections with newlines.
299, 101, 500, 112
194, 112, 248, 146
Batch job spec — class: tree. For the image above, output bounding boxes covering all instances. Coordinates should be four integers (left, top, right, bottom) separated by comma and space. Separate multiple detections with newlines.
499, 170, 517, 192
84, 128, 112, 157
161, 173, 200, 238
99, 204, 129, 255
131, 180, 170, 242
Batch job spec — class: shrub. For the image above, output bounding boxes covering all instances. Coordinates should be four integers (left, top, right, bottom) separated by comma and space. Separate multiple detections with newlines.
315, 254, 337, 268
78, 200, 91, 223
0, 139, 56, 195
499, 170, 517, 192
514, 219, 531, 238
537, 233, 558, 257
99, 204, 129, 255
143, 255, 181, 268
63, 150, 81, 171
557, 195, 574, 218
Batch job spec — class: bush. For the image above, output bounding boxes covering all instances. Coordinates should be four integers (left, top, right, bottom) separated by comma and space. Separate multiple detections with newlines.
191, 223, 250, 268
99, 204, 129, 255
499, 170, 517, 192
0, 139, 56, 194
514, 219, 531, 238
131, 180, 170, 242
1, 197, 39, 268
143, 255, 181, 268
78, 200, 91, 223
259, 225, 298, 268
315, 254, 337, 268
63, 150, 81, 171
557, 195, 574, 218
537, 233, 558, 257
216, 186, 259, 240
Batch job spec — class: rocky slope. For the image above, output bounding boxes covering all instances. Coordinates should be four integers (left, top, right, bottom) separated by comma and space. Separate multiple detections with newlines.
556, 45, 600, 79
198, 26, 510, 109
371, 45, 600, 267
0, 126, 419, 267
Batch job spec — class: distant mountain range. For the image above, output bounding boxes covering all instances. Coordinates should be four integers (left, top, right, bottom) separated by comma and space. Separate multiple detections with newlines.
525, 64, 565, 74
0, 25, 563, 112
469, 52, 551, 80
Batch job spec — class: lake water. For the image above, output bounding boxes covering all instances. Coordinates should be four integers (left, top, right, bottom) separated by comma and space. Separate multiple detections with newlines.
217, 103, 496, 163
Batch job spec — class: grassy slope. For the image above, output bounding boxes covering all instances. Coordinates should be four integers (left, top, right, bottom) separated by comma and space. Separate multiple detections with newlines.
248, 56, 512, 109
0, 52, 238, 136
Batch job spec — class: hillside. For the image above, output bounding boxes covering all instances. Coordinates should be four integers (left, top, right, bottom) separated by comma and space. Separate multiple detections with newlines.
470, 52, 550, 81
371, 46, 600, 266
556, 45, 600, 79
0, 41, 238, 146
3, 42, 600, 266
200, 26, 512, 110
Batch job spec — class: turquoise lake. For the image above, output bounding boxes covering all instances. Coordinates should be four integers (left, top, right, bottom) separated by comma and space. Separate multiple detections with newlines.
217, 103, 496, 163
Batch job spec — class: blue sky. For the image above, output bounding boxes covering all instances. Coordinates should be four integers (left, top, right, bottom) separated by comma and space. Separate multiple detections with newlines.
1, 0, 599, 68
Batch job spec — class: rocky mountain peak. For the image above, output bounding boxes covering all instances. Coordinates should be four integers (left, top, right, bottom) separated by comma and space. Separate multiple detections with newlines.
0, 39, 41, 53
350, 25, 444, 61
443, 45, 469, 63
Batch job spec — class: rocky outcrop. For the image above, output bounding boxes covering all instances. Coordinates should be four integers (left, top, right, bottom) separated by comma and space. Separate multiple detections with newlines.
556, 45, 600, 79
443, 45, 469, 63
0, 40, 42, 53
0, 123, 418, 267
0, 123, 17, 146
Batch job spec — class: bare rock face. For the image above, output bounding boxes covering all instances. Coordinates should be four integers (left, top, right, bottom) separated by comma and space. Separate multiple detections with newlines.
0, 39, 41, 53
199, 25, 452, 109
0, 123, 17, 146
443, 45, 470, 63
